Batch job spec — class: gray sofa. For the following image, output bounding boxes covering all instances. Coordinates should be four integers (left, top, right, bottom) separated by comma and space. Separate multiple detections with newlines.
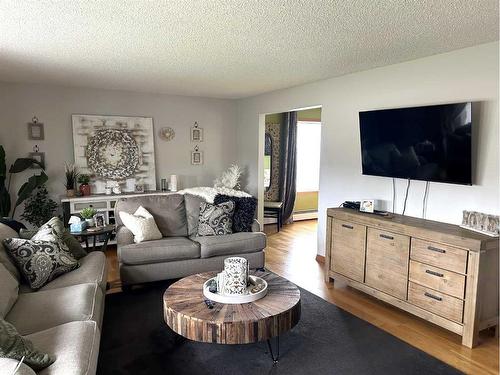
0, 223, 107, 375
115, 193, 266, 287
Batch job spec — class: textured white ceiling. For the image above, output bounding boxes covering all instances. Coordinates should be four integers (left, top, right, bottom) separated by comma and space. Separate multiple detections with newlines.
0, 1, 498, 99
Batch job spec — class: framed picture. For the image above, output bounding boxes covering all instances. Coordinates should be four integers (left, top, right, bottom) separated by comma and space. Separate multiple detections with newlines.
29, 152, 45, 169
28, 122, 44, 140
93, 213, 105, 228
191, 151, 203, 165
360, 199, 374, 213
191, 127, 203, 142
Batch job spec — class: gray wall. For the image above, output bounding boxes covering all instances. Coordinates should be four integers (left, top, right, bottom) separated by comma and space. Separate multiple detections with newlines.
236, 42, 499, 256
0, 82, 237, 217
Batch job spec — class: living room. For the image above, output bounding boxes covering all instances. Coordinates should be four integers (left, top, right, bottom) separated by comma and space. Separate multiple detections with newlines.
0, 1, 498, 374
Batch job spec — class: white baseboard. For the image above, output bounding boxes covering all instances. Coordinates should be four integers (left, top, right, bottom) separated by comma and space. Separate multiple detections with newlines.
293, 211, 318, 221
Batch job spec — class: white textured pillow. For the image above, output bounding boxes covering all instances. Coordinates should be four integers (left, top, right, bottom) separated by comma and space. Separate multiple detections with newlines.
0, 263, 19, 318
119, 206, 162, 243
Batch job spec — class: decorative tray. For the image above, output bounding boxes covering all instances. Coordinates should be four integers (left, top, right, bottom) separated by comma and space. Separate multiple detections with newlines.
202, 275, 268, 304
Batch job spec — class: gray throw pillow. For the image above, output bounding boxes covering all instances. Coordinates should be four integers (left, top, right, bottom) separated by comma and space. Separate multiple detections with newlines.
197, 201, 234, 236
3, 238, 79, 290
0, 318, 54, 371
24, 217, 87, 259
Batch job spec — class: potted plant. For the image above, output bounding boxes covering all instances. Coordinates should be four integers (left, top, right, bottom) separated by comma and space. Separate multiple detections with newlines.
64, 163, 78, 197
0, 145, 47, 219
80, 207, 97, 227
78, 174, 91, 196
20, 185, 58, 227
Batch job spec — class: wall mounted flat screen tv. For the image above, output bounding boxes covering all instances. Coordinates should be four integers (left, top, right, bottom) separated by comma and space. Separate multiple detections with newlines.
359, 102, 472, 185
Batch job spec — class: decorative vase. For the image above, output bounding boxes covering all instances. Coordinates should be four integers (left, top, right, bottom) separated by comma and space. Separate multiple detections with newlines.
85, 218, 94, 227
79, 184, 91, 196
222, 257, 249, 295
66, 189, 75, 197
105, 187, 112, 195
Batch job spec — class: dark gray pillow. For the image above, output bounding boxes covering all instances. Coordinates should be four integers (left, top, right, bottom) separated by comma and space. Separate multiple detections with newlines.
0, 318, 54, 371
197, 201, 234, 236
213, 194, 257, 232
3, 238, 79, 290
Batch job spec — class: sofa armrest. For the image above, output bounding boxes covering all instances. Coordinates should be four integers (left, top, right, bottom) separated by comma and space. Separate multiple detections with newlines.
251, 219, 262, 232
116, 225, 134, 247
0, 358, 36, 375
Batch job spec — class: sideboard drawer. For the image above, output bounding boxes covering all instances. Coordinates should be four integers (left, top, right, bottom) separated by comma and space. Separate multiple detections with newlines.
365, 228, 410, 300
410, 238, 468, 274
408, 282, 464, 323
330, 219, 366, 282
73, 201, 108, 211
409, 260, 465, 299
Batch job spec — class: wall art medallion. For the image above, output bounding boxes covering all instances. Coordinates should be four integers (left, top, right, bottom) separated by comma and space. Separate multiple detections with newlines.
159, 127, 175, 141
72, 114, 156, 193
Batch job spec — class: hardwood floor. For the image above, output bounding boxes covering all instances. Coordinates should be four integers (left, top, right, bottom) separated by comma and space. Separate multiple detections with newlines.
104, 219, 499, 374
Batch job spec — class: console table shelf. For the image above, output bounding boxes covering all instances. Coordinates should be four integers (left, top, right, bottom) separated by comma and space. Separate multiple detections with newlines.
325, 207, 498, 348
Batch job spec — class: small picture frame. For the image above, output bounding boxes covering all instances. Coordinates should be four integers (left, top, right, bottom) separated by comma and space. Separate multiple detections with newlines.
360, 199, 374, 213
93, 213, 105, 228
191, 127, 203, 142
191, 151, 203, 165
28, 122, 45, 140
29, 152, 45, 169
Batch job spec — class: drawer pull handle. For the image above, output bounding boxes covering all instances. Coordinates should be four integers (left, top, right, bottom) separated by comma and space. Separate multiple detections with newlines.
424, 292, 442, 301
342, 224, 353, 229
379, 234, 394, 240
425, 269, 444, 278
427, 246, 446, 254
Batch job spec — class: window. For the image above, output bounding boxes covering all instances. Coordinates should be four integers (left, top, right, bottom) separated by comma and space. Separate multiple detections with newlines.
296, 121, 321, 192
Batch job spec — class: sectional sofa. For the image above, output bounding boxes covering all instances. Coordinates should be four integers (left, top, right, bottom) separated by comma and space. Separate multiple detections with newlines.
115, 193, 266, 288
0, 223, 107, 375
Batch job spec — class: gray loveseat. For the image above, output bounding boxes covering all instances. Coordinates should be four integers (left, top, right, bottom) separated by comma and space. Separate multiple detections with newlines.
0, 223, 107, 375
115, 193, 266, 288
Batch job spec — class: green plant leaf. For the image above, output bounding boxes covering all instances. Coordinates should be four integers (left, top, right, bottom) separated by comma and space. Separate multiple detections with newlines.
13, 171, 48, 213
0, 146, 6, 179
9, 158, 43, 173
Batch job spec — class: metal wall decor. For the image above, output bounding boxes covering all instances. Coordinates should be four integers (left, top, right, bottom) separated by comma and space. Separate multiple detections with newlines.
191, 145, 203, 165
72, 114, 156, 193
159, 127, 175, 141
28, 116, 45, 140
191, 122, 204, 142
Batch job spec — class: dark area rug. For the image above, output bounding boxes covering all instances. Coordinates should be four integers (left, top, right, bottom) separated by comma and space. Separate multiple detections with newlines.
98, 279, 462, 375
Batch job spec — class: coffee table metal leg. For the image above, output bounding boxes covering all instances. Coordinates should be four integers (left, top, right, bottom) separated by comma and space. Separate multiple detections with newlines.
266, 336, 279, 364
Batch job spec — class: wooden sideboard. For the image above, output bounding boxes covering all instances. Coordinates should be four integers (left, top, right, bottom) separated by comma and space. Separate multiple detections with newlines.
325, 207, 499, 348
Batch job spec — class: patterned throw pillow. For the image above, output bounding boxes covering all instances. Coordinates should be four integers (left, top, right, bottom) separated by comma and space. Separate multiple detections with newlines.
31, 217, 87, 259
213, 194, 257, 232
197, 201, 235, 236
0, 318, 54, 371
3, 238, 79, 290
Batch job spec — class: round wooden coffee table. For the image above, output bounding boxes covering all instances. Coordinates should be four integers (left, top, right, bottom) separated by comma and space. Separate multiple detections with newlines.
163, 270, 301, 363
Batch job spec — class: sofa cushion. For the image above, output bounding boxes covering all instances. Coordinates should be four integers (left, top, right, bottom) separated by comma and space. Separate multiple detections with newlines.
0, 318, 55, 371
118, 237, 200, 265
6, 283, 103, 336
197, 201, 234, 236
119, 206, 162, 243
3, 238, 79, 290
184, 194, 205, 236
27, 320, 100, 375
192, 232, 266, 258
0, 264, 18, 318
214, 194, 257, 232
115, 194, 188, 237
0, 223, 21, 280
0, 358, 37, 375
39, 251, 108, 292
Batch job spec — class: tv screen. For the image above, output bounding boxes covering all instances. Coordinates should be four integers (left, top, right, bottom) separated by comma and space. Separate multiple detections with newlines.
359, 102, 472, 185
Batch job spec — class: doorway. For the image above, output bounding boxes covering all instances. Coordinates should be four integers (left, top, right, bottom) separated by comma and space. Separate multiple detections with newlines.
262, 107, 322, 231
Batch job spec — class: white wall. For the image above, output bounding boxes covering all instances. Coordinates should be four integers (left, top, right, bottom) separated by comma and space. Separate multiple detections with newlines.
0, 82, 237, 217
236, 42, 499, 256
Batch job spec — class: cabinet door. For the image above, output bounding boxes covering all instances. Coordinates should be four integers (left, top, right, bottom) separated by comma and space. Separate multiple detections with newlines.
365, 228, 410, 300
330, 219, 366, 282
